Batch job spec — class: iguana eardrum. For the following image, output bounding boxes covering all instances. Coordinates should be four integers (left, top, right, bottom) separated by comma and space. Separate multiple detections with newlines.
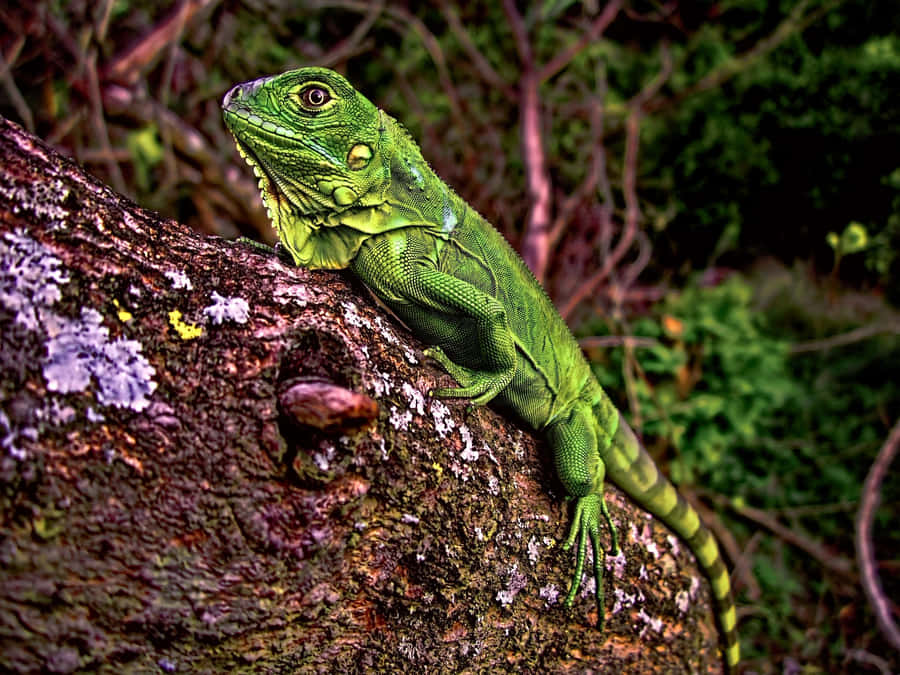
222, 67, 740, 670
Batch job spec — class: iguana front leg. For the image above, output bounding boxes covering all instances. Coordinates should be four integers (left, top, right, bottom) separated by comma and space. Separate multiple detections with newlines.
404, 266, 517, 406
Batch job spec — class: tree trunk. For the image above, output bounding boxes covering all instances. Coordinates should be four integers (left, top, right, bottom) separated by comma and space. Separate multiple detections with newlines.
0, 115, 725, 673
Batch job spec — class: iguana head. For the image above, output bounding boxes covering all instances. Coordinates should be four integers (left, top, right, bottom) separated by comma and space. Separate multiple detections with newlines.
222, 67, 396, 268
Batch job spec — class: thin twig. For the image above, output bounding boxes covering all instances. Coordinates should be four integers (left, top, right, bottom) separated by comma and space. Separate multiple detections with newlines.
438, 1, 515, 99
578, 336, 658, 349
843, 649, 893, 675
502, 0, 532, 66
644, 0, 844, 116
0, 37, 35, 132
85, 49, 127, 194
855, 418, 900, 652
621, 326, 643, 428
609, 228, 652, 304
627, 41, 673, 109
94, 0, 116, 43
320, 0, 384, 68
548, 79, 606, 247
559, 106, 641, 320
502, 0, 553, 281
517, 71, 552, 281
102, 0, 219, 86
538, 0, 624, 83
719, 497, 856, 580
558, 37, 673, 321
790, 322, 900, 354
310, 0, 465, 126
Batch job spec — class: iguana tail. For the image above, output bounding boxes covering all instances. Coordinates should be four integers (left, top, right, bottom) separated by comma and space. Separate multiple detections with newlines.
601, 414, 740, 670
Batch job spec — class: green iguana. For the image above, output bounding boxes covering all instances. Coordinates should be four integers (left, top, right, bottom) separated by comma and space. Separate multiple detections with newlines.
222, 67, 740, 670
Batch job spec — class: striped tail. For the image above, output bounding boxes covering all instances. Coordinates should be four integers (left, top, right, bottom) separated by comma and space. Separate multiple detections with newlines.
600, 412, 740, 670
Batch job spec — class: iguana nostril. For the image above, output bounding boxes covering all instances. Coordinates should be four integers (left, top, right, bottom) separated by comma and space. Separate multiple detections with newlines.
222, 84, 242, 108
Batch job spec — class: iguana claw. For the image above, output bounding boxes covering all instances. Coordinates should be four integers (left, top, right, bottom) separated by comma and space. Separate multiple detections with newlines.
562, 494, 620, 630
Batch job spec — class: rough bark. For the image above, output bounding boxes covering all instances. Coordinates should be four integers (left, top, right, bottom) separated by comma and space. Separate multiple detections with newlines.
0, 115, 725, 673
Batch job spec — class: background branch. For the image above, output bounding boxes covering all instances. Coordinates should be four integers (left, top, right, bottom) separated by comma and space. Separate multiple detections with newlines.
856, 418, 900, 652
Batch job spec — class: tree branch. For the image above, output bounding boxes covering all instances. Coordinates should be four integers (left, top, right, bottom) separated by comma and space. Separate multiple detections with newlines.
537, 1, 624, 83
856, 418, 900, 652
502, 0, 553, 281
0, 116, 728, 673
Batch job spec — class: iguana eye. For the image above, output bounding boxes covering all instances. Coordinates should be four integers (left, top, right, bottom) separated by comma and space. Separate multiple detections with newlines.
299, 86, 331, 108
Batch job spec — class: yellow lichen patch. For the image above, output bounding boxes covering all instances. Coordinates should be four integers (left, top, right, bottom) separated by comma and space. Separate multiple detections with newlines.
168, 310, 202, 340
113, 299, 133, 322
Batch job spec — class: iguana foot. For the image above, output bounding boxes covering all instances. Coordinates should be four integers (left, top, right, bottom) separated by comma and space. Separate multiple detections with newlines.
562, 493, 619, 630
425, 345, 513, 406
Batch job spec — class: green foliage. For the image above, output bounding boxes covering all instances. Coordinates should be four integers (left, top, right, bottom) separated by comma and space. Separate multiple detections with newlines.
590, 276, 793, 491
827, 222, 869, 258
644, 1, 900, 294
588, 269, 900, 663
125, 125, 164, 193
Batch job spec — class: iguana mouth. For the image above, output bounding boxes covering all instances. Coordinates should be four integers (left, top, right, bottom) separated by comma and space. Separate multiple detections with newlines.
232, 136, 281, 205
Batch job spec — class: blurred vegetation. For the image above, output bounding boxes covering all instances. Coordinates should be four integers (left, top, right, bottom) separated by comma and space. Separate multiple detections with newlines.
1, 0, 898, 671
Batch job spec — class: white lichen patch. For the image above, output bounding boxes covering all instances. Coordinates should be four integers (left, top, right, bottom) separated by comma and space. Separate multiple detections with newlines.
666, 533, 681, 558
579, 572, 597, 601
636, 607, 665, 637
675, 588, 691, 614
606, 549, 628, 579
1, 232, 157, 425
496, 563, 527, 607
203, 290, 250, 325
86, 407, 105, 423
43, 308, 156, 411
4, 243, 152, 457
482, 442, 501, 467
272, 283, 309, 307
527, 536, 541, 565
539, 583, 561, 606
611, 587, 645, 615
35, 398, 76, 426
312, 442, 335, 471
632, 522, 661, 559
371, 315, 398, 345
371, 370, 393, 397
401, 382, 426, 416
341, 300, 371, 330
459, 425, 477, 461
430, 399, 454, 439
0, 231, 69, 330
165, 269, 193, 290
0, 178, 70, 227
0, 410, 34, 461
689, 575, 701, 598
388, 405, 412, 431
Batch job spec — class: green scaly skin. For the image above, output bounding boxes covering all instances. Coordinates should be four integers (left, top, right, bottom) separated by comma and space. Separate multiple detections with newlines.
222, 67, 740, 670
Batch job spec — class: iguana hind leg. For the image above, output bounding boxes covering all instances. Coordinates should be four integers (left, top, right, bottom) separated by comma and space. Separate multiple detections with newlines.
547, 404, 620, 629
